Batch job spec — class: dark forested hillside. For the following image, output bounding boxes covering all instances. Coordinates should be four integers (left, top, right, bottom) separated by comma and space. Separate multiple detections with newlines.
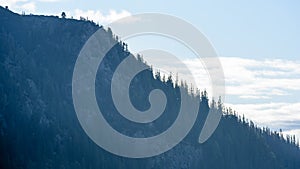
0, 6, 299, 169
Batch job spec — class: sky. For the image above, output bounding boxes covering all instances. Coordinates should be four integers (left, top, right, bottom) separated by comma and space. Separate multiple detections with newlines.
1, 0, 300, 139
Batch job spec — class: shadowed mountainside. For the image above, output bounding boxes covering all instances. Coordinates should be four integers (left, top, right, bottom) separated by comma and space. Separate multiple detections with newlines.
0, 7, 300, 169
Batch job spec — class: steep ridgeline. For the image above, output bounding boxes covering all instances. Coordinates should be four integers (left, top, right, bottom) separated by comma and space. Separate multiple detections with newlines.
0, 7, 299, 169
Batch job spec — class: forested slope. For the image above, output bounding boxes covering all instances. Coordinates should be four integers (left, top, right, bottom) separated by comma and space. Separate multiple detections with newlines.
0, 6, 299, 169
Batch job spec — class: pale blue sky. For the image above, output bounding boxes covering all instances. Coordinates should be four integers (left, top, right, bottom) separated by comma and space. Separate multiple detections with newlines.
10, 0, 300, 59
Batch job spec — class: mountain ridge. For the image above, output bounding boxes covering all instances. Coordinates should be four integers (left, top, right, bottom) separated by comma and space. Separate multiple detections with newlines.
0, 6, 300, 169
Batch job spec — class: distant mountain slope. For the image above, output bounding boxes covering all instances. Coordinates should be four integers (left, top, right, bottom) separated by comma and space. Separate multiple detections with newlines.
0, 6, 299, 169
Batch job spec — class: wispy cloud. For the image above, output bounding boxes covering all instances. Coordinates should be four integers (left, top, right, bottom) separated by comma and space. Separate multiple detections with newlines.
0, 0, 27, 7
226, 102, 300, 140
1, 0, 36, 13
142, 55, 300, 139
179, 57, 300, 99
146, 56, 300, 98
37, 0, 61, 2
71, 9, 131, 25
1, 2, 130, 22
283, 129, 300, 140
225, 102, 300, 128
219, 57, 300, 98
19, 1, 35, 12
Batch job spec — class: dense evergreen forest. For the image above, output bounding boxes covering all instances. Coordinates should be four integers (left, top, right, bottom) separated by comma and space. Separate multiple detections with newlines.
0, 6, 300, 169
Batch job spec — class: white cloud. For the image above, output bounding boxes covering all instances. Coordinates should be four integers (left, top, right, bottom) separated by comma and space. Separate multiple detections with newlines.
223, 57, 300, 97
225, 102, 300, 140
0, 0, 27, 7
72, 9, 131, 25
142, 55, 300, 140
283, 129, 300, 141
19, 1, 35, 12
38, 0, 60, 2
0, 0, 24, 8
180, 57, 300, 99
225, 102, 300, 126
142, 55, 300, 100
1, 0, 35, 13
184, 57, 300, 138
